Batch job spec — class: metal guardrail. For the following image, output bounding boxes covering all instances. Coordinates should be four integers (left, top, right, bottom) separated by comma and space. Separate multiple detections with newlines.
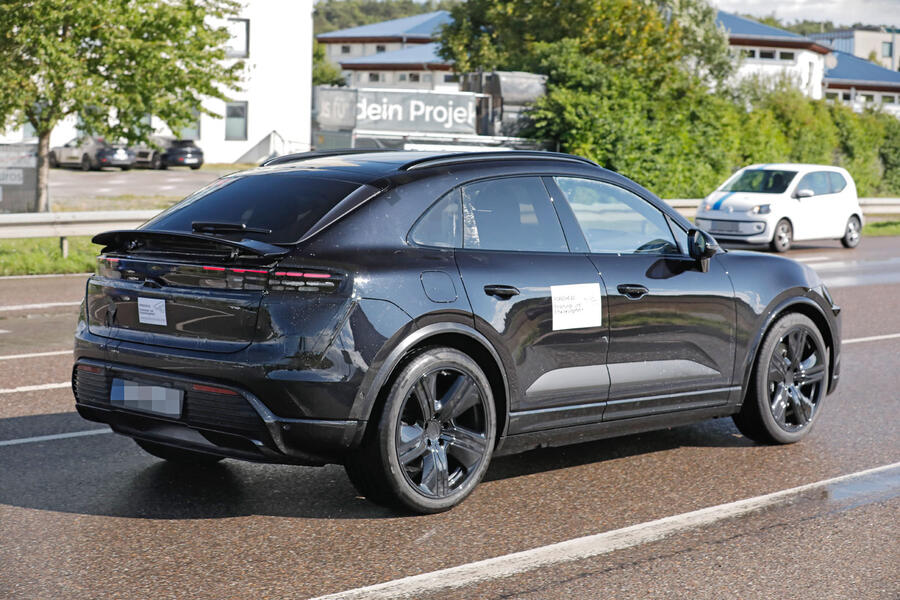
0, 199, 897, 257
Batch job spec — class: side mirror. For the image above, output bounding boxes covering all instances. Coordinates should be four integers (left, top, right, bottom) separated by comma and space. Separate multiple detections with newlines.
688, 228, 719, 273
794, 188, 815, 199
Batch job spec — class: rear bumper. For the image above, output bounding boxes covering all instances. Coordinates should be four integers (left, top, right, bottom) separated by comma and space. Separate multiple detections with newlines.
73, 359, 366, 466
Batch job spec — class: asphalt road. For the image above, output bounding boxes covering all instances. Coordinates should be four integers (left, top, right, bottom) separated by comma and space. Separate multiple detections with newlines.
0, 238, 898, 599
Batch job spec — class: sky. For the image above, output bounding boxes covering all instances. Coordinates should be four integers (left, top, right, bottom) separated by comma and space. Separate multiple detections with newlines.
713, 0, 900, 28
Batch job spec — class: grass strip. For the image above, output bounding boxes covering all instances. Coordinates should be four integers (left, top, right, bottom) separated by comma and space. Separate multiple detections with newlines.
0, 236, 100, 276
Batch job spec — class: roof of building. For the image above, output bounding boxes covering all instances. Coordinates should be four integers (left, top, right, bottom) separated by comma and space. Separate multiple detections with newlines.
339, 42, 449, 69
716, 11, 805, 40
825, 50, 900, 87
317, 10, 451, 42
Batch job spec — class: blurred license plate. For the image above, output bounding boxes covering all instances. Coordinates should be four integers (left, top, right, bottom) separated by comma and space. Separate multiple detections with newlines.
111, 378, 183, 417
184, 157, 198, 164
712, 221, 740, 232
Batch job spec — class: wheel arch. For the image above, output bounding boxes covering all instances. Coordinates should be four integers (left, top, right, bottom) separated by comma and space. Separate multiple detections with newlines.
740, 296, 836, 404
355, 322, 510, 445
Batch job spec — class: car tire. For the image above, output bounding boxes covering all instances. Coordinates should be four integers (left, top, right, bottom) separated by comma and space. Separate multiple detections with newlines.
48, 153, 58, 168
190, 164, 201, 170
770, 219, 792, 252
344, 347, 496, 513
120, 165, 131, 171
151, 153, 162, 170
134, 439, 225, 464
840, 216, 861, 248
80, 154, 92, 172
733, 313, 829, 445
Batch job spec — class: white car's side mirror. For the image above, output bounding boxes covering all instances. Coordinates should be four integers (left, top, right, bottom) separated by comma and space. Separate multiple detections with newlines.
794, 188, 815, 199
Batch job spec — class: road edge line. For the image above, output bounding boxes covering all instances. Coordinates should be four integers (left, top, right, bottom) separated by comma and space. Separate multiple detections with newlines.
0, 428, 111, 447
308, 461, 900, 600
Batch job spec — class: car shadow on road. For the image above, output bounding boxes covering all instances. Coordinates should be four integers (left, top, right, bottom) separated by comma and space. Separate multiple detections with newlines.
0, 411, 752, 521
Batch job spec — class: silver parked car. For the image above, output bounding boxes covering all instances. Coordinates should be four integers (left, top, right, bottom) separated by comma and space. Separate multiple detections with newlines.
49, 136, 135, 171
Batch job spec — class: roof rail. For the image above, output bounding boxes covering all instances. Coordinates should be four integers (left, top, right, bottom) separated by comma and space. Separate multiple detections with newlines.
260, 148, 395, 167
400, 151, 597, 171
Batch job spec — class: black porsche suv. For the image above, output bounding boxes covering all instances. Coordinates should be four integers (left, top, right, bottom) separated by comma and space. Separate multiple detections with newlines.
74, 150, 841, 513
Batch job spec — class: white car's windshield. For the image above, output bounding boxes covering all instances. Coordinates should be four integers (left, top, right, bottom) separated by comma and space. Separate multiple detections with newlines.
722, 169, 797, 194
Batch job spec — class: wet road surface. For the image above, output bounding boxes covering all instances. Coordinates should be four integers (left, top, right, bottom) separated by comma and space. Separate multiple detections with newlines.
0, 238, 898, 599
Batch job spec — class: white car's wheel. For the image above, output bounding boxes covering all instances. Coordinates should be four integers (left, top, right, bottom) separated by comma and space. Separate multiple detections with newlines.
841, 216, 861, 249
770, 219, 792, 252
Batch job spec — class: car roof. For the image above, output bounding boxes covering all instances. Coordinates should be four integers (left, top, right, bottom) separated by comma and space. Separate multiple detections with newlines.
741, 163, 848, 173
247, 150, 600, 186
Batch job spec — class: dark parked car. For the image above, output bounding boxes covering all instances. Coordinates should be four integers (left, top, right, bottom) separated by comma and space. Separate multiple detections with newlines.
74, 151, 841, 513
132, 137, 204, 170
49, 136, 135, 171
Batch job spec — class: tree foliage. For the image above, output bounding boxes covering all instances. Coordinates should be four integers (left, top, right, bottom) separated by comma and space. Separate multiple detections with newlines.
313, 41, 346, 86
0, 0, 243, 210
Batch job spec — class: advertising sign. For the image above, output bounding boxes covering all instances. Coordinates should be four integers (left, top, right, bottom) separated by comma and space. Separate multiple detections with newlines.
316, 87, 478, 135
0, 143, 38, 212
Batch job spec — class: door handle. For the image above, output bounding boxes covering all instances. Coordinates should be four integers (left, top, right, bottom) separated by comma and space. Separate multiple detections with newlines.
617, 284, 649, 299
484, 284, 520, 299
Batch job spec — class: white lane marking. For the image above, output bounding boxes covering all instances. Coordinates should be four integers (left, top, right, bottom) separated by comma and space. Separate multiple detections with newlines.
795, 256, 830, 262
0, 350, 72, 361
0, 428, 111, 447
844, 332, 900, 345
0, 329, 9, 334
0, 272, 92, 281
311, 462, 900, 600
0, 301, 80, 312
0, 382, 69, 395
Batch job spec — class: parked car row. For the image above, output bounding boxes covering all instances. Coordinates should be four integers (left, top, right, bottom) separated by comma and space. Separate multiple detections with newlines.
49, 136, 204, 171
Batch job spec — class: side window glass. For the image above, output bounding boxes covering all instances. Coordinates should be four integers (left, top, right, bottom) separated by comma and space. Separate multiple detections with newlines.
410, 191, 461, 248
461, 177, 568, 253
554, 177, 679, 255
797, 172, 831, 196
828, 172, 847, 193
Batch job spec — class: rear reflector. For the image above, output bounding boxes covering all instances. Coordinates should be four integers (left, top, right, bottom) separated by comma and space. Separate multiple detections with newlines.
191, 383, 238, 396
77, 364, 104, 374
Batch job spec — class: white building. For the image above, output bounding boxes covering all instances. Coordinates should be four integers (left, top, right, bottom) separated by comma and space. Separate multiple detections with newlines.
810, 28, 899, 72
717, 11, 831, 99
317, 11, 458, 91
2, 1, 313, 164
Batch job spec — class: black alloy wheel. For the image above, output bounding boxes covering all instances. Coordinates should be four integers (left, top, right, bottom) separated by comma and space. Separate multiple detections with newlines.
770, 219, 792, 252
345, 347, 496, 513
841, 216, 861, 248
733, 313, 828, 444
134, 439, 224, 464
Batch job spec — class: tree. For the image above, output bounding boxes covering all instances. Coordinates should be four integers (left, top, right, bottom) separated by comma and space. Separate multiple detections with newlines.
0, 0, 243, 211
313, 42, 347, 86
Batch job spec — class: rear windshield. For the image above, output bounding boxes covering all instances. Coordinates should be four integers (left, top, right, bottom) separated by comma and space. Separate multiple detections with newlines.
721, 169, 797, 194
142, 173, 362, 244
172, 140, 196, 148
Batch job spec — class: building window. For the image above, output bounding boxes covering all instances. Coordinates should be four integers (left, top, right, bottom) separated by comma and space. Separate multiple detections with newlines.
825, 92, 839, 101
180, 110, 201, 140
779, 51, 795, 61
409, 73, 420, 82
861, 93, 875, 103
368, 72, 380, 83
423, 73, 432, 83
759, 50, 776, 60
842, 92, 852, 101
341, 45, 351, 55
883, 42, 893, 58
882, 95, 896, 104
443, 74, 459, 83
375, 44, 386, 53
742, 48, 756, 58
225, 102, 247, 141
398, 73, 407, 81
225, 18, 249, 58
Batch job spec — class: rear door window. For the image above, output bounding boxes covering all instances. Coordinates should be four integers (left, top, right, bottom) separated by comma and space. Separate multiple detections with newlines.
410, 191, 461, 248
461, 177, 569, 253
143, 173, 362, 244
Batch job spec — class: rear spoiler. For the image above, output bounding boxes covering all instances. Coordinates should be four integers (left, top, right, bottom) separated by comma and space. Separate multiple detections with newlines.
92, 230, 290, 259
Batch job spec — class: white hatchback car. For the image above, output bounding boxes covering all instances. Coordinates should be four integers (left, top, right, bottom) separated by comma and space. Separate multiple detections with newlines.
695, 164, 863, 252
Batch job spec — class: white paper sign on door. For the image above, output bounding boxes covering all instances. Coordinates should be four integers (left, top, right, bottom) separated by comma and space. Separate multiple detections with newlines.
137, 297, 167, 326
551, 283, 603, 331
